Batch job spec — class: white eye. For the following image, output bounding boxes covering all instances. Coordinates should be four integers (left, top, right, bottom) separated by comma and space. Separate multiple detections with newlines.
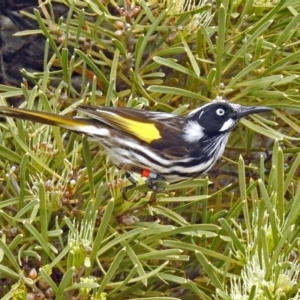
216, 108, 225, 116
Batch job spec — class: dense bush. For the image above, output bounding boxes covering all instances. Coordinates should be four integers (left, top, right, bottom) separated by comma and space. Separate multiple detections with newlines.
0, 0, 300, 299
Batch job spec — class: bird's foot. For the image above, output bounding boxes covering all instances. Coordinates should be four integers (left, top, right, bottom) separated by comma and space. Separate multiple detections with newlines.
145, 178, 168, 192
121, 172, 167, 200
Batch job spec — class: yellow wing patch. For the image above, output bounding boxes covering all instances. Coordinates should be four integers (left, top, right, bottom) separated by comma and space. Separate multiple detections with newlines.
100, 111, 161, 143
122, 119, 161, 143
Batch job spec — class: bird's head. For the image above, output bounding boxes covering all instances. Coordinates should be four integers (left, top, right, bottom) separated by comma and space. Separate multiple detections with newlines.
183, 101, 272, 143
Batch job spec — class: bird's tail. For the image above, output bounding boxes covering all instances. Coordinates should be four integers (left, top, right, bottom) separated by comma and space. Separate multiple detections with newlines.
0, 106, 90, 132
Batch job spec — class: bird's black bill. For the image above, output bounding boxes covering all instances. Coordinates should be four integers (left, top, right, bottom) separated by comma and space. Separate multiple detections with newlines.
238, 106, 272, 118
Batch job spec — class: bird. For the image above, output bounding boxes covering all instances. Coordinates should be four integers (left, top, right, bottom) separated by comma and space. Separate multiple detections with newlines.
0, 101, 272, 191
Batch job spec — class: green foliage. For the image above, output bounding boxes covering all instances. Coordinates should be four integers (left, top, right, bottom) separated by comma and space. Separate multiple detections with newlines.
0, 0, 300, 299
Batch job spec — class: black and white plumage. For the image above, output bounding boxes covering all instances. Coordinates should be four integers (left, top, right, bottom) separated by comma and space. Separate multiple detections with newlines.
0, 101, 272, 187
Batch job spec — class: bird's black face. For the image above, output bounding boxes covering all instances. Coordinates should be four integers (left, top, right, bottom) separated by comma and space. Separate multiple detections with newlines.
190, 102, 240, 135
186, 102, 272, 136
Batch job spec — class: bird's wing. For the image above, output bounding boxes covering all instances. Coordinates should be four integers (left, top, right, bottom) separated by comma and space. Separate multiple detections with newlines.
77, 105, 190, 158
77, 105, 164, 143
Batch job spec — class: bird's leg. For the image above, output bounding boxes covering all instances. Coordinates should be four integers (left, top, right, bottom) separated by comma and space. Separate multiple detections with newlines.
122, 171, 139, 192
122, 169, 167, 195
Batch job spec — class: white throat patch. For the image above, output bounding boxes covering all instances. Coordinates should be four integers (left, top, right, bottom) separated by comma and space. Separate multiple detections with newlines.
183, 120, 205, 143
219, 118, 236, 132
